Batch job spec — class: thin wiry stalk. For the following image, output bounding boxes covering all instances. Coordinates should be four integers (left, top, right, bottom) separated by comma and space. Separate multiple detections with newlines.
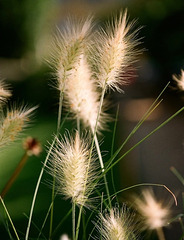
156, 228, 166, 240
105, 99, 162, 171
0, 197, 20, 240
170, 167, 184, 185
77, 117, 80, 135
25, 136, 57, 240
90, 84, 111, 208
110, 106, 119, 204
57, 90, 64, 133
52, 208, 72, 238
76, 205, 83, 240
37, 201, 53, 240
0, 152, 28, 198
49, 90, 64, 239
108, 183, 177, 206
94, 134, 112, 208
105, 106, 184, 174
105, 81, 169, 171
72, 202, 76, 240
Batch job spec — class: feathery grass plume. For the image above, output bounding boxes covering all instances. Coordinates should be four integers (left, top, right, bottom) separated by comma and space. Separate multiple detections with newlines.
64, 52, 107, 132
172, 69, 184, 91
0, 79, 11, 104
50, 16, 93, 92
48, 131, 98, 207
95, 206, 137, 240
133, 189, 171, 231
94, 10, 140, 92
0, 106, 37, 148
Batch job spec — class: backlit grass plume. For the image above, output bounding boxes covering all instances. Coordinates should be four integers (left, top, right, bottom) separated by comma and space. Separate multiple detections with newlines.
48, 131, 98, 207
96, 206, 137, 240
172, 69, 184, 91
94, 10, 140, 92
133, 189, 171, 240
0, 80, 11, 104
0, 106, 37, 148
64, 53, 107, 132
51, 16, 93, 92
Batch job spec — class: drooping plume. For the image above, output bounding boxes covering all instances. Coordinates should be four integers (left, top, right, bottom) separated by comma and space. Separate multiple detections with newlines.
94, 10, 140, 92
48, 131, 98, 207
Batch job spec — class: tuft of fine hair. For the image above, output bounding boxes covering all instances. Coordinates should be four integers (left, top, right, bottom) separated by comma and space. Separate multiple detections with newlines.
0, 79, 11, 104
172, 69, 184, 91
49, 16, 93, 92
0, 105, 37, 148
48, 131, 98, 207
94, 10, 141, 92
133, 189, 171, 231
64, 52, 108, 132
95, 205, 137, 240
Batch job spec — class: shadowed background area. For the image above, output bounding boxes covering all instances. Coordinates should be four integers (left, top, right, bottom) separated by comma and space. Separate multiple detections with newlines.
0, 0, 184, 239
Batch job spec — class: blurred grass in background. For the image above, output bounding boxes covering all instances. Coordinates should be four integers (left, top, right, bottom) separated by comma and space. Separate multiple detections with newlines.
0, 0, 184, 239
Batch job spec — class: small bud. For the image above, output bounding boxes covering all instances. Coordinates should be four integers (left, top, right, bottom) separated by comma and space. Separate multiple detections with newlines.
23, 137, 42, 156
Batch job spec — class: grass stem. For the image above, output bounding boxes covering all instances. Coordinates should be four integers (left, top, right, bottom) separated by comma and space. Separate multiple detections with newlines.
0, 152, 28, 199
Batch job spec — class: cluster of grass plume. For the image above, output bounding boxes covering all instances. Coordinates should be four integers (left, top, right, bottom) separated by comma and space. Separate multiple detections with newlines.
1, 9, 184, 240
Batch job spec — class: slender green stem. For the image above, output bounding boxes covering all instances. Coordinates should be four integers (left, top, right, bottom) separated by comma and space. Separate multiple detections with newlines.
49, 90, 64, 239
77, 117, 80, 135
105, 106, 184, 174
25, 136, 57, 240
49, 181, 55, 240
57, 90, 64, 133
82, 212, 86, 240
75, 205, 83, 240
37, 201, 53, 240
0, 197, 20, 240
52, 208, 72, 238
94, 134, 111, 208
90, 85, 111, 207
170, 167, 184, 185
72, 202, 76, 240
156, 227, 165, 240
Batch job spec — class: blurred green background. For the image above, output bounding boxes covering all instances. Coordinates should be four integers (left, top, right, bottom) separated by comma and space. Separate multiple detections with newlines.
0, 0, 184, 239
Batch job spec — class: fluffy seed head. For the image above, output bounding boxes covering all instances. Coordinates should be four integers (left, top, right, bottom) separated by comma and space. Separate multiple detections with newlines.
48, 131, 98, 207
96, 206, 137, 240
64, 53, 107, 132
172, 69, 184, 91
50, 17, 93, 92
0, 80, 11, 103
133, 189, 171, 230
0, 106, 37, 148
94, 10, 140, 92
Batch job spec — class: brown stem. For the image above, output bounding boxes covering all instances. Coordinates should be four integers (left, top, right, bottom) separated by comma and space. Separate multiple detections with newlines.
0, 152, 29, 199
156, 227, 166, 240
